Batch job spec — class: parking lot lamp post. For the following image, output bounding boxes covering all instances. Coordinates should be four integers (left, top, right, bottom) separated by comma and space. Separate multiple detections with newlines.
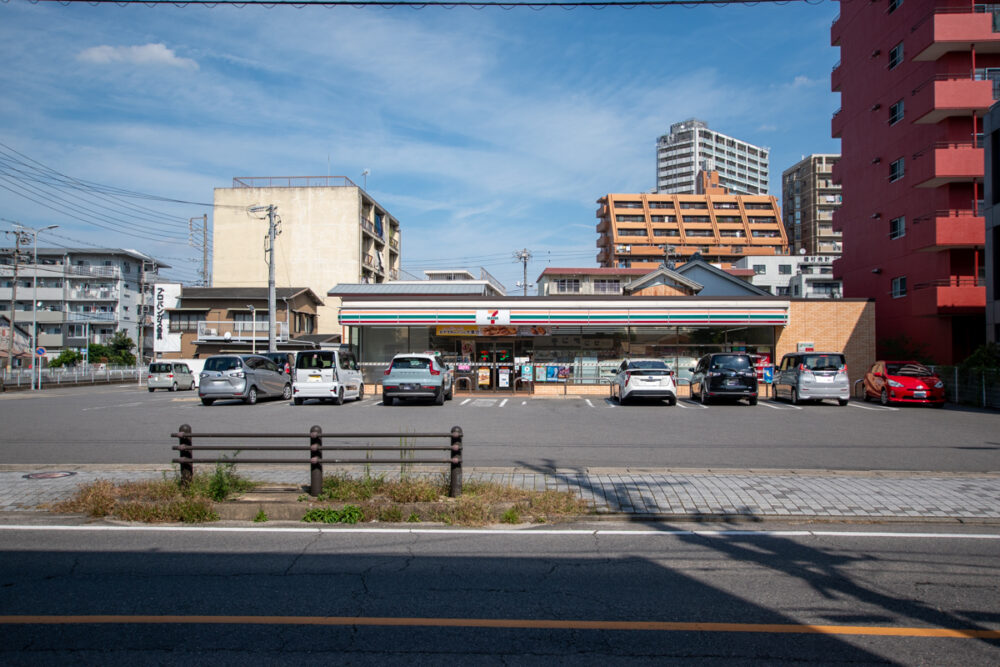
247, 304, 255, 354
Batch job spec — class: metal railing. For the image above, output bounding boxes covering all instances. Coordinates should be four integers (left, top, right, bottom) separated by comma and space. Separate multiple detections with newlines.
232, 176, 359, 189
913, 276, 984, 290
1, 365, 144, 391
172, 424, 464, 497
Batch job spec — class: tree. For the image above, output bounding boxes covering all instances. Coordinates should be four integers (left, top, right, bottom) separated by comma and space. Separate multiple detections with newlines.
960, 343, 1000, 370
48, 349, 82, 368
108, 330, 136, 366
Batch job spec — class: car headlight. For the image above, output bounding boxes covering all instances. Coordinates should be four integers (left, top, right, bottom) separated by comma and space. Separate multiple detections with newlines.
887, 379, 904, 388
934, 380, 944, 389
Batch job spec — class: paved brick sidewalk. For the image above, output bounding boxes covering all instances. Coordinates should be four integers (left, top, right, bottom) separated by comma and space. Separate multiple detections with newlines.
2, 465, 999, 521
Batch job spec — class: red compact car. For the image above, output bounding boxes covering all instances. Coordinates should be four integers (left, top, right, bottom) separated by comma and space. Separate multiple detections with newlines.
862, 360, 946, 407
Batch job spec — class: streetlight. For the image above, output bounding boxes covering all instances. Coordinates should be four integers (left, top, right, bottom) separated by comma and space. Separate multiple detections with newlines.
18, 224, 58, 391
247, 304, 255, 354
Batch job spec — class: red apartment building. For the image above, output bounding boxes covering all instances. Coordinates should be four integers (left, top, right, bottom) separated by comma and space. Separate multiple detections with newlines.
831, 0, 990, 363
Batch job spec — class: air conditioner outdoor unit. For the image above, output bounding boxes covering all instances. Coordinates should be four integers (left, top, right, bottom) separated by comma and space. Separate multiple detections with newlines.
204, 328, 217, 336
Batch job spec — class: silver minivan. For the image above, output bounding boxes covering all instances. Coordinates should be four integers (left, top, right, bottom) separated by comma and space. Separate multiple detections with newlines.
198, 354, 292, 406
147, 361, 195, 392
773, 352, 850, 406
292, 348, 364, 405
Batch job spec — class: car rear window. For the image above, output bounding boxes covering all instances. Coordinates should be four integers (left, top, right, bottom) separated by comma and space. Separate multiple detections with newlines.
801, 354, 845, 371
629, 360, 669, 371
297, 352, 335, 369
392, 357, 431, 370
710, 355, 751, 371
887, 362, 933, 376
149, 363, 172, 373
203, 357, 241, 372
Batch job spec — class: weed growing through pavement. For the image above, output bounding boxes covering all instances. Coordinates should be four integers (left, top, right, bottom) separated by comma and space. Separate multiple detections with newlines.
253, 508, 268, 523
302, 505, 363, 524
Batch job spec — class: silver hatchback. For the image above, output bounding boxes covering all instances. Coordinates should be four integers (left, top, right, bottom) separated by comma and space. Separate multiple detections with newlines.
147, 362, 195, 392
198, 354, 292, 406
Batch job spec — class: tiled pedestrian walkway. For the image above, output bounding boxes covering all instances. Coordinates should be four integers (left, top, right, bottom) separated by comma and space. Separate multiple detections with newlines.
3, 465, 999, 521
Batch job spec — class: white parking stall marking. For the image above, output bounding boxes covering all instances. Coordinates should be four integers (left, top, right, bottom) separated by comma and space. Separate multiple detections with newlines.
471, 398, 497, 407
758, 401, 802, 411
848, 402, 899, 412
81, 401, 142, 412
521, 401, 527, 406
585, 399, 595, 409
460, 398, 472, 406
499, 399, 508, 408
676, 400, 708, 409
604, 398, 618, 408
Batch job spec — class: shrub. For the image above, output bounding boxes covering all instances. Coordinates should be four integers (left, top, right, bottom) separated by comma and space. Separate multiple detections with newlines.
302, 505, 364, 524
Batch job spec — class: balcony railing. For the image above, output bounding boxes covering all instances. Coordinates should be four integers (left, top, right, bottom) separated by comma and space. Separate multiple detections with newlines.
232, 176, 358, 189
68, 289, 119, 301
913, 276, 984, 289
196, 320, 288, 343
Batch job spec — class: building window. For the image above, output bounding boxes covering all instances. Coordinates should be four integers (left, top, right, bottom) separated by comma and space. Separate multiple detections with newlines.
618, 229, 647, 236
616, 201, 642, 209
168, 313, 200, 333
888, 0, 902, 12
556, 279, 581, 294
753, 264, 767, 274
889, 158, 905, 182
889, 216, 906, 239
889, 99, 904, 125
891, 276, 907, 298
889, 41, 904, 69
779, 264, 792, 275
594, 279, 620, 294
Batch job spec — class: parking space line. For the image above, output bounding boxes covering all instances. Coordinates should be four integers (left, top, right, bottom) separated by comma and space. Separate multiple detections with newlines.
676, 400, 708, 409
603, 398, 618, 408
499, 399, 508, 408
585, 399, 595, 408
460, 398, 472, 406
759, 401, 802, 411
848, 402, 899, 412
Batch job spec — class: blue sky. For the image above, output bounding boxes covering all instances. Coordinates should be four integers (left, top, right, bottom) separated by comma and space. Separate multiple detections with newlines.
0, 0, 840, 290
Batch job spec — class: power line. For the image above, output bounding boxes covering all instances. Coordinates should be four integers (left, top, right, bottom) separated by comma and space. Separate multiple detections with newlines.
29, 0, 828, 7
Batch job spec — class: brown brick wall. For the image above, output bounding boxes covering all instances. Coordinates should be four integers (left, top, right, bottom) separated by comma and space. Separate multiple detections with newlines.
777, 299, 875, 385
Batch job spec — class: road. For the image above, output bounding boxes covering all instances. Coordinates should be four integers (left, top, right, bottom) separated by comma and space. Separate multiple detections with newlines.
1, 384, 999, 471
1, 523, 998, 664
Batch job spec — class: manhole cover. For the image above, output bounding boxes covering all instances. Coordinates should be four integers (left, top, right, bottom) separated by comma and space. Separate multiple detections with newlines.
22, 472, 77, 480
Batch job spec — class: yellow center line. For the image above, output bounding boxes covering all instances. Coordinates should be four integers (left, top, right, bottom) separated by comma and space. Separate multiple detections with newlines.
1, 616, 998, 638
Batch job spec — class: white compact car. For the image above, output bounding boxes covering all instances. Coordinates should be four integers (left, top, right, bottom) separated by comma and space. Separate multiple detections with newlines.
292, 348, 364, 405
612, 358, 677, 406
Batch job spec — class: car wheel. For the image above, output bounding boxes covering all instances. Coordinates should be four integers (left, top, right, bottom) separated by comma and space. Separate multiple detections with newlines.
880, 388, 890, 406
332, 387, 344, 405
201, 398, 214, 406
357, 383, 365, 402
282, 383, 292, 401
148, 387, 155, 393
667, 397, 676, 406
862, 390, 871, 402
293, 397, 304, 406
435, 387, 445, 405
748, 396, 758, 406
445, 383, 453, 400
700, 387, 709, 405
244, 386, 258, 405
838, 398, 849, 406
791, 388, 800, 406
189, 381, 195, 391
170, 382, 177, 392
383, 396, 394, 406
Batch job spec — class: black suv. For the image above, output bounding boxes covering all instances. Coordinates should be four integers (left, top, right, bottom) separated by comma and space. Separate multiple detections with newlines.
689, 353, 758, 405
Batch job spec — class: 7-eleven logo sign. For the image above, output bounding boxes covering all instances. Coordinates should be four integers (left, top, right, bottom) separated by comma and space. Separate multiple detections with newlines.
476, 309, 510, 325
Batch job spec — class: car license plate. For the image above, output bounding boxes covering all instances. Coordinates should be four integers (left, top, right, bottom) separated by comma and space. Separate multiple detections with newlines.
913, 391, 926, 398
816, 376, 833, 383
725, 379, 738, 386
308, 375, 321, 382
402, 383, 416, 390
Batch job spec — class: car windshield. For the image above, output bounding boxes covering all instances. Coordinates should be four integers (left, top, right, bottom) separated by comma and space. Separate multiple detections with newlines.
801, 354, 845, 371
203, 357, 241, 372
392, 357, 430, 370
628, 360, 669, 371
709, 355, 751, 371
886, 362, 933, 377
149, 363, 172, 373
297, 352, 334, 369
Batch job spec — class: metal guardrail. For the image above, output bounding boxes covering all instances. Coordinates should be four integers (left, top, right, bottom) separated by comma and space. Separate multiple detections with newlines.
171, 424, 465, 497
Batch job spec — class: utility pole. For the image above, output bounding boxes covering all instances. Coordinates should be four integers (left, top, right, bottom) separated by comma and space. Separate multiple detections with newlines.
249, 205, 280, 353
4, 230, 26, 376
513, 248, 532, 297
189, 215, 210, 286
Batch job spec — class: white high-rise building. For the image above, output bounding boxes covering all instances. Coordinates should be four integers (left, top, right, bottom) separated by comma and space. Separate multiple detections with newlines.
656, 119, 770, 195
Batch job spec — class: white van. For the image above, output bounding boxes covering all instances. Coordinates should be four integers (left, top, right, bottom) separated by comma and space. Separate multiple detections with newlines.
292, 348, 364, 405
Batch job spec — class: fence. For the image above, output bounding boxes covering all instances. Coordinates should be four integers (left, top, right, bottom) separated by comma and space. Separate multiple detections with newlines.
171, 424, 464, 497
930, 366, 1000, 409
1, 365, 144, 391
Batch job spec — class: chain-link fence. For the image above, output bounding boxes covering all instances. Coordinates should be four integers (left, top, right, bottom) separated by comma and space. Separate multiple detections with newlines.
929, 366, 1000, 409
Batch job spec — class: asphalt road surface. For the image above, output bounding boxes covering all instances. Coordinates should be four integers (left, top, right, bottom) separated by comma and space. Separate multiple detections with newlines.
1, 523, 998, 665
2, 384, 999, 471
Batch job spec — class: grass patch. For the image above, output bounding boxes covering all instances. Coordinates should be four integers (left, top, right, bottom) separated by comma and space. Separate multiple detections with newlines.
51, 463, 256, 523
302, 505, 364, 524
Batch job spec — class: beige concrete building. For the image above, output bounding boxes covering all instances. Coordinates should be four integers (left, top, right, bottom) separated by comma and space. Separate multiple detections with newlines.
781, 154, 842, 256
213, 176, 401, 334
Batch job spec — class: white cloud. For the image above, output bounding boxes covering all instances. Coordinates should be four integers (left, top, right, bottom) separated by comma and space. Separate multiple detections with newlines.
77, 43, 198, 70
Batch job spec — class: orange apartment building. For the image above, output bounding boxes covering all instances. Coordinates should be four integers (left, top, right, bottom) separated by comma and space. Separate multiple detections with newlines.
596, 175, 789, 270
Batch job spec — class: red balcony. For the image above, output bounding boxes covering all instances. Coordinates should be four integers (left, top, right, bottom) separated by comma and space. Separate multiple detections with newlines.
911, 9, 1000, 62
597, 249, 610, 265
831, 61, 842, 92
596, 204, 609, 218
830, 159, 842, 185
909, 210, 985, 251
830, 12, 841, 47
910, 76, 995, 124
831, 107, 844, 139
910, 142, 983, 188
911, 278, 985, 316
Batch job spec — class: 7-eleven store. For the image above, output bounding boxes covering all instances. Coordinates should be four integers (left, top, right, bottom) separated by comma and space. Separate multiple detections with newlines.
337, 295, 875, 395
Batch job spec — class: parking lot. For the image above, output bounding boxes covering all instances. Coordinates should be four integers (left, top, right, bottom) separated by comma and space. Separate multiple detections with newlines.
1, 384, 998, 472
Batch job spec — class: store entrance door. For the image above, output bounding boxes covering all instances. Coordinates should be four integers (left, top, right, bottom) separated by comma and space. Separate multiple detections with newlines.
474, 340, 515, 391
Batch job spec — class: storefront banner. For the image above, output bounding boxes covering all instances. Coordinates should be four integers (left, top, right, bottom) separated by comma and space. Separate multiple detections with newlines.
477, 367, 491, 386
153, 283, 183, 354
436, 325, 549, 337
